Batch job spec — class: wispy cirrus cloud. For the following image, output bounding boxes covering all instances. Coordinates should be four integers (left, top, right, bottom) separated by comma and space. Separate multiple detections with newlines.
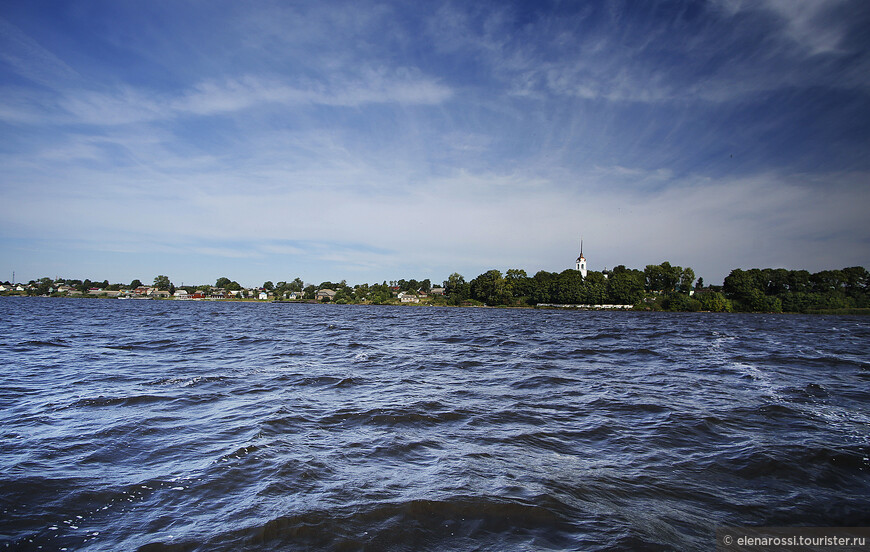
0, 18, 80, 88
1, 1, 868, 286
427, 0, 869, 106
13, 68, 452, 127
174, 68, 451, 116
715, 0, 854, 54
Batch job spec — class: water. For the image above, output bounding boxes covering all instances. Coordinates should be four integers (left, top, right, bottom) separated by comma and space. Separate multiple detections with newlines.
1, 298, 868, 551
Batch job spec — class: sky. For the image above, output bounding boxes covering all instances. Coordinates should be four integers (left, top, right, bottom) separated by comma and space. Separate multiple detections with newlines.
2, 0, 869, 288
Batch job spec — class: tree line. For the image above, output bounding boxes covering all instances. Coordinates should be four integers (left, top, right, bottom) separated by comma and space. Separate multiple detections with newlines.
720, 267, 870, 313
444, 262, 697, 309
8, 264, 869, 313
445, 264, 868, 313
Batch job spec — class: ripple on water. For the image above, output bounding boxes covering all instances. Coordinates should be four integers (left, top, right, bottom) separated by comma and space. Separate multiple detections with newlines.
1, 301, 868, 550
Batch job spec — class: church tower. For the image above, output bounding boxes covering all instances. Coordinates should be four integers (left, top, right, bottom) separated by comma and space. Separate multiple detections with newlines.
575, 239, 587, 278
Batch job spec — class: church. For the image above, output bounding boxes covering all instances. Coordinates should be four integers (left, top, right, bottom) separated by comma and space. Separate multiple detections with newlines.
575, 240, 587, 278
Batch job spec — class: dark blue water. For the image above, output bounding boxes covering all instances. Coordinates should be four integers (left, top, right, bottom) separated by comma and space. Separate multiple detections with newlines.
1, 298, 868, 551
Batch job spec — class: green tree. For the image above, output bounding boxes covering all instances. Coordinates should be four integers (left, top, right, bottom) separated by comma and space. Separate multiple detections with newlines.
811, 270, 846, 294
698, 291, 732, 312
355, 283, 370, 300
645, 262, 682, 292
263, 281, 274, 291
289, 278, 304, 292
723, 269, 759, 307
153, 275, 172, 291
215, 277, 231, 288
787, 270, 811, 293
765, 268, 789, 295
130, 279, 143, 288
505, 268, 531, 298
661, 262, 682, 292
333, 288, 351, 304
35, 277, 52, 296
444, 273, 470, 304
552, 270, 584, 304
644, 264, 663, 291
470, 269, 511, 306
842, 266, 869, 294
581, 272, 608, 304
607, 269, 645, 304
530, 270, 556, 304
678, 267, 695, 292
662, 292, 701, 312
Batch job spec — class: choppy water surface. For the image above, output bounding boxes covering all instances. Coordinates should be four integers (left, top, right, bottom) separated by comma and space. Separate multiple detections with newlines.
1, 298, 869, 551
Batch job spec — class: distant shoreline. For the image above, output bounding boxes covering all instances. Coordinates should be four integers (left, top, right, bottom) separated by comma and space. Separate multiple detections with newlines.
4, 295, 869, 315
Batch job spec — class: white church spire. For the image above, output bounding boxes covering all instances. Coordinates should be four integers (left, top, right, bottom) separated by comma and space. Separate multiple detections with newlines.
575, 237, 587, 278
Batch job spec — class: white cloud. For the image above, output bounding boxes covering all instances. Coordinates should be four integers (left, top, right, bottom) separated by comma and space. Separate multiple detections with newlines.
0, 18, 80, 88
2, 2, 867, 286
57, 87, 166, 125
2, 158, 868, 284
716, 0, 850, 54
22, 68, 451, 127
176, 69, 452, 114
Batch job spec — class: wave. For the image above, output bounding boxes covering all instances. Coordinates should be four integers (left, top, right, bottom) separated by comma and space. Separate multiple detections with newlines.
317, 402, 469, 428
71, 394, 174, 408
510, 375, 583, 389
105, 339, 175, 351
719, 443, 870, 484
18, 339, 70, 348
137, 496, 574, 551
145, 375, 227, 387
5, 298, 869, 552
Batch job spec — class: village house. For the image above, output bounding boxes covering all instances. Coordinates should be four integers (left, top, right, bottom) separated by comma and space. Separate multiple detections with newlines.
315, 289, 336, 302
207, 288, 226, 299
398, 292, 420, 303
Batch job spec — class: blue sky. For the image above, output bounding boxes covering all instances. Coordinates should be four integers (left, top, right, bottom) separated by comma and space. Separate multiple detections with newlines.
2, 0, 869, 287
